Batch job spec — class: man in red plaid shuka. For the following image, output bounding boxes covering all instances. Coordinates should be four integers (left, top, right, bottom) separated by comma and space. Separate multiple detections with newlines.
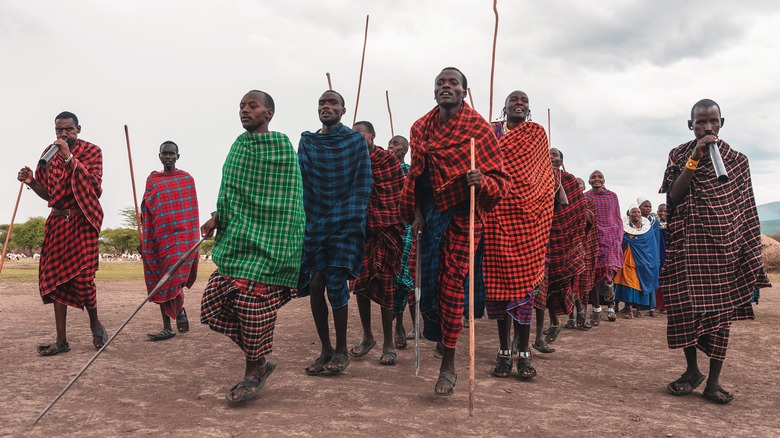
349, 121, 406, 366
17, 111, 108, 355
661, 99, 770, 404
140, 141, 199, 341
533, 148, 586, 353
483, 90, 555, 380
400, 67, 509, 396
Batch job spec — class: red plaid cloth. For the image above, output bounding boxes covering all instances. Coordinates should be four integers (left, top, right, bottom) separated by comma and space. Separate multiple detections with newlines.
584, 187, 623, 273
402, 103, 509, 348
141, 169, 200, 319
482, 122, 555, 302
572, 198, 599, 304
35, 140, 103, 306
200, 271, 291, 360
366, 146, 405, 232
659, 140, 770, 313
351, 227, 404, 308
548, 171, 586, 282
666, 304, 753, 361
400, 103, 509, 222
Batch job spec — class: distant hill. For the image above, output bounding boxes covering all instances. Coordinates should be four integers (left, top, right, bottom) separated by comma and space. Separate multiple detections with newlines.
757, 202, 780, 221
761, 219, 780, 237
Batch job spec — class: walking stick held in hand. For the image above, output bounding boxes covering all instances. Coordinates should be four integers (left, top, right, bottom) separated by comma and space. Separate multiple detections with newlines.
414, 231, 422, 376
353, 15, 370, 125
468, 137, 476, 417
34, 237, 206, 424
124, 125, 142, 244
386, 90, 395, 137
0, 182, 24, 274
488, 0, 499, 122
326, 72, 333, 90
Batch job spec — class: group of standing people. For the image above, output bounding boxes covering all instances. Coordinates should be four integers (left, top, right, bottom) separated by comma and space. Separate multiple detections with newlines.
17, 68, 769, 405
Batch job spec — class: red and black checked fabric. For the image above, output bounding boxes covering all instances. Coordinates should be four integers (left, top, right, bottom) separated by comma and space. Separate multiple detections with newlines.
659, 140, 770, 313
366, 146, 405, 232
584, 187, 623, 271
200, 271, 291, 361
351, 226, 404, 309
572, 198, 599, 304
666, 299, 753, 360
43, 268, 97, 309
400, 103, 509, 223
482, 122, 555, 302
141, 169, 200, 319
546, 277, 576, 316
548, 171, 586, 282
35, 139, 103, 302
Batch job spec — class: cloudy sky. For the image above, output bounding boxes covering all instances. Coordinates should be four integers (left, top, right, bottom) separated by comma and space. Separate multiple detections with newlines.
2, 0, 778, 229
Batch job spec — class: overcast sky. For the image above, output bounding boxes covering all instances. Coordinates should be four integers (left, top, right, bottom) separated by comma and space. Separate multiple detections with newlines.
2, 0, 778, 229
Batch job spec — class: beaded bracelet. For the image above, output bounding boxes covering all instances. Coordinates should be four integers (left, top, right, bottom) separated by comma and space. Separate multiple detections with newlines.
685, 157, 699, 171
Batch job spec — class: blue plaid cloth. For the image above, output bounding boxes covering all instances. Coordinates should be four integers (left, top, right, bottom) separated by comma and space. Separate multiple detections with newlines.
297, 123, 372, 301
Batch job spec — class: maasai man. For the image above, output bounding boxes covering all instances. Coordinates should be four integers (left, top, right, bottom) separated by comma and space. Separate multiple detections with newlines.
401, 67, 509, 395
141, 141, 199, 341
298, 90, 372, 376
583, 170, 623, 325
482, 90, 554, 379
654, 203, 668, 312
568, 177, 598, 330
614, 205, 659, 318
534, 148, 586, 351
661, 99, 770, 404
350, 121, 405, 366
17, 111, 108, 355
200, 90, 305, 403
389, 135, 416, 349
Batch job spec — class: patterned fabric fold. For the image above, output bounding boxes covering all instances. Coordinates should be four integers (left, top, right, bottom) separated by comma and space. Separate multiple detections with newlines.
141, 169, 200, 319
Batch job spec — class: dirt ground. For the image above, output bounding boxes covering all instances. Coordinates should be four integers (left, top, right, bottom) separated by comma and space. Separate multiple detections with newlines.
1, 262, 778, 437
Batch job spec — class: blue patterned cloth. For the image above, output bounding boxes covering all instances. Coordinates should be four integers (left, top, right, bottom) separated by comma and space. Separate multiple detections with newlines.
296, 123, 372, 308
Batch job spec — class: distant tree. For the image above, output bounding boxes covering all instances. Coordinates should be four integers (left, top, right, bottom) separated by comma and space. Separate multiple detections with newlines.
118, 206, 140, 229
100, 228, 139, 254
201, 238, 214, 254
0, 224, 8, 247
10, 217, 45, 253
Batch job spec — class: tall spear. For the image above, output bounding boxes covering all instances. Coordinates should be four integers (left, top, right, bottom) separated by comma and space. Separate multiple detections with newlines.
326, 72, 333, 90
547, 108, 552, 146
468, 138, 476, 417
385, 90, 395, 137
488, 0, 499, 121
352, 15, 370, 125
468, 88, 476, 111
123, 125, 142, 244
34, 237, 205, 424
0, 182, 24, 274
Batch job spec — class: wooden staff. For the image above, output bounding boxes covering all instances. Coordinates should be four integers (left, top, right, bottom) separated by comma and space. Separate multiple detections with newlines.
468, 88, 475, 111
385, 90, 395, 137
0, 182, 24, 274
34, 237, 206, 424
326, 72, 333, 90
547, 108, 552, 146
123, 125, 142, 244
488, 0, 499, 121
352, 15, 370, 125
413, 231, 422, 376
468, 138, 476, 417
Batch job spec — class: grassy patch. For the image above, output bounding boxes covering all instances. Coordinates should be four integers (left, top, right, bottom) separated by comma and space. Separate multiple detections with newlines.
1, 261, 216, 283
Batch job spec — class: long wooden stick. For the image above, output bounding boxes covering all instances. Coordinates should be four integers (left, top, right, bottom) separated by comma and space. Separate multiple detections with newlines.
414, 231, 422, 376
34, 237, 205, 424
123, 125, 142, 244
547, 108, 552, 146
468, 138, 476, 417
326, 72, 333, 90
468, 88, 475, 111
0, 182, 24, 274
385, 90, 395, 137
352, 15, 370, 125
488, 0, 499, 121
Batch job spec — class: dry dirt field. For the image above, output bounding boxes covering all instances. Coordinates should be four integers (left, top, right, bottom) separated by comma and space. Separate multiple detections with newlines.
1, 261, 778, 437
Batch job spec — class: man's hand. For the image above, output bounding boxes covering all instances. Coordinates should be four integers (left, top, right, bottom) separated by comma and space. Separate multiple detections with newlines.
201, 214, 218, 238
17, 166, 33, 185
54, 138, 71, 161
466, 169, 483, 188
411, 208, 425, 235
691, 134, 718, 160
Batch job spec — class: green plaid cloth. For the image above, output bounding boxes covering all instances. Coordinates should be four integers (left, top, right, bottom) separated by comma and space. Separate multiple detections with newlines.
212, 131, 305, 288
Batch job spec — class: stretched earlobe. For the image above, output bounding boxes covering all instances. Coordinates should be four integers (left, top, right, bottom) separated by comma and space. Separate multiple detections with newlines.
687, 120, 693, 130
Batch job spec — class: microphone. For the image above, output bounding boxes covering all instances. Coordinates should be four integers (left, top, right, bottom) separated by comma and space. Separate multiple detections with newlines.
38, 137, 68, 166
708, 142, 729, 183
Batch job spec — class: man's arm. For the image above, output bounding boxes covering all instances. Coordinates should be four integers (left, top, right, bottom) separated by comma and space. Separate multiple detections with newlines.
668, 135, 717, 203
17, 166, 50, 201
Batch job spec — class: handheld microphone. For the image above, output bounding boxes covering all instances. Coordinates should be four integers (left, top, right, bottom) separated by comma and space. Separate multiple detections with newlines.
38, 137, 68, 166
708, 142, 729, 183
